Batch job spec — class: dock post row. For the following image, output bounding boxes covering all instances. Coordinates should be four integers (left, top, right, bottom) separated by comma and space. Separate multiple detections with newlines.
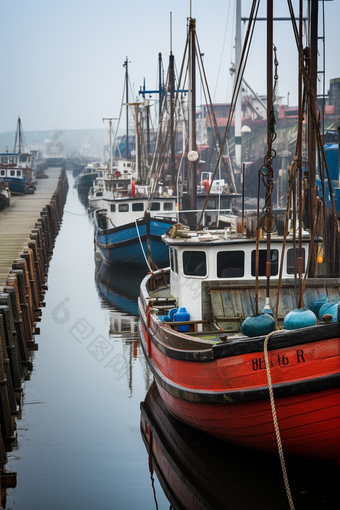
0, 168, 68, 476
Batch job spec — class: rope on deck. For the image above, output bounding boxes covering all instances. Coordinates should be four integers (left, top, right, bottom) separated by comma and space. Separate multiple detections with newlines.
263, 330, 295, 510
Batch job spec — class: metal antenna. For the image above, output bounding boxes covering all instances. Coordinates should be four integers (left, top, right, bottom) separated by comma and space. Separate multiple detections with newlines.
170, 12, 173, 55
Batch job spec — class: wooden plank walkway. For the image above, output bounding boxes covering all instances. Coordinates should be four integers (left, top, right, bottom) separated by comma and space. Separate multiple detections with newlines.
0, 168, 62, 287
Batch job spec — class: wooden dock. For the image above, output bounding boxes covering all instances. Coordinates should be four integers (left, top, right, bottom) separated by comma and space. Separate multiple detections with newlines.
0, 166, 68, 468
0, 168, 66, 288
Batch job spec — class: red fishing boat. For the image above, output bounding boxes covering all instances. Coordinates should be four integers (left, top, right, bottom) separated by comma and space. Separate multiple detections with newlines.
138, 234, 340, 468
139, 0, 340, 473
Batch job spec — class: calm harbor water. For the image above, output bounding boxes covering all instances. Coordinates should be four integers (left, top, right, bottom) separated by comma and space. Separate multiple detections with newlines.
4, 172, 340, 509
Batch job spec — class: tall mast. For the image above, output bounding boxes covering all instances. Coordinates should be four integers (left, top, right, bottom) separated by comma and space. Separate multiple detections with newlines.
13, 116, 24, 154
158, 53, 163, 118
188, 16, 197, 216
103, 118, 118, 173
308, 0, 318, 230
265, 0, 274, 300
123, 57, 129, 159
235, 0, 242, 167
169, 12, 176, 190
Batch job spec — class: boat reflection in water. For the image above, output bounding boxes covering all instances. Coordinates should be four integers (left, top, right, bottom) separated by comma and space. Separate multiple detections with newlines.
95, 259, 151, 394
141, 382, 340, 510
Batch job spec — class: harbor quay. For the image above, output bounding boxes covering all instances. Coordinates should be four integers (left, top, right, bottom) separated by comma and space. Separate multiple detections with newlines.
0, 167, 68, 487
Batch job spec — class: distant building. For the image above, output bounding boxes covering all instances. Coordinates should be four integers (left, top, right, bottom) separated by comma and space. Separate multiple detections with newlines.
328, 77, 340, 116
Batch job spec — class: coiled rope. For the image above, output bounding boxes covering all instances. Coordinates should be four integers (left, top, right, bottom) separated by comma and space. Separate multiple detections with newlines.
263, 330, 295, 510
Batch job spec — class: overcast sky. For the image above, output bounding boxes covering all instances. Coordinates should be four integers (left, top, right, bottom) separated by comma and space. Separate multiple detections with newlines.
1, 0, 339, 135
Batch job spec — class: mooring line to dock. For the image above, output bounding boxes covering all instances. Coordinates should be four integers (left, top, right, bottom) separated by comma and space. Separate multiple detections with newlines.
264, 330, 295, 510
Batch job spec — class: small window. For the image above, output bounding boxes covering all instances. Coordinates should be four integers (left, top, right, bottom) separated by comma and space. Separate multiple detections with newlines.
119, 204, 129, 212
217, 251, 244, 278
20, 155, 27, 162
127, 163, 131, 167
164, 202, 173, 211
132, 203, 144, 212
96, 192, 103, 197
2, 157, 8, 164
151, 202, 160, 211
251, 249, 279, 276
0, 170, 5, 176
16, 170, 21, 176
183, 251, 206, 276
10, 170, 15, 176
110, 204, 115, 212
287, 248, 305, 274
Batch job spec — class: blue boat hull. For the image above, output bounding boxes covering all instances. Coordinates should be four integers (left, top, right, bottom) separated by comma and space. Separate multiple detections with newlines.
6, 177, 35, 194
94, 212, 174, 269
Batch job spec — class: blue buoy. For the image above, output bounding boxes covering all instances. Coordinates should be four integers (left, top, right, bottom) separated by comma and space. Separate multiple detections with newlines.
309, 298, 328, 317
318, 301, 339, 322
241, 313, 275, 338
174, 307, 190, 332
284, 308, 317, 330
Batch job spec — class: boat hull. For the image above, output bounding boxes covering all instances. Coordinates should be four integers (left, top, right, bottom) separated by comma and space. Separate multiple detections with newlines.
138, 273, 340, 464
5, 177, 35, 194
95, 213, 174, 269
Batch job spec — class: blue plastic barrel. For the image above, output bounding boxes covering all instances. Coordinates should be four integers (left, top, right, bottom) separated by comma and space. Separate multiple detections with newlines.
174, 307, 190, 332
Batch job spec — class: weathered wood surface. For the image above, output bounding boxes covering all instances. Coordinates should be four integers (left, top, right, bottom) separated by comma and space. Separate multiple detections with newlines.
203, 278, 340, 331
0, 168, 62, 287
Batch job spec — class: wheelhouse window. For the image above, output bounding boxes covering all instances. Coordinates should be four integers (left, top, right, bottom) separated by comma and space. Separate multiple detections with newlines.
132, 202, 144, 212
220, 198, 231, 210
20, 155, 27, 162
164, 202, 173, 211
170, 247, 178, 274
110, 204, 115, 212
2, 157, 8, 164
118, 204, 129, 212
251, 249, 279, 276
183, 251, 207, 277
287, 248, 305, 274
10, 170, 15, 176
151, 202, 160, 211
206, 198, 216, 210
16, 170, 21, 176
217, 250, 244, 278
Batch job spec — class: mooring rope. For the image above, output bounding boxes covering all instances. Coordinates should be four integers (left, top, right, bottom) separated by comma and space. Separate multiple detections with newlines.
263, 330, 295, 510
135, 218, 152, 272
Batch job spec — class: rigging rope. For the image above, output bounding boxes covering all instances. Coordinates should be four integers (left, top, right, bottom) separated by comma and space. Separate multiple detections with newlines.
196, 0, 260, 229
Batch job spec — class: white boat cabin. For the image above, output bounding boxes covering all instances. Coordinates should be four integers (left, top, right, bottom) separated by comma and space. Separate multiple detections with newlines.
103, 195, 178, 227
165, 232, 313, 321
0, 167, 25, 180
0, 152, 33, 169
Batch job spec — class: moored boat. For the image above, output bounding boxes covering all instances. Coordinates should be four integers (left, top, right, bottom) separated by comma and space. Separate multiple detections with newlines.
94, 191, 177, 269
138, 225, 340, 467
0, 166, 35, 194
